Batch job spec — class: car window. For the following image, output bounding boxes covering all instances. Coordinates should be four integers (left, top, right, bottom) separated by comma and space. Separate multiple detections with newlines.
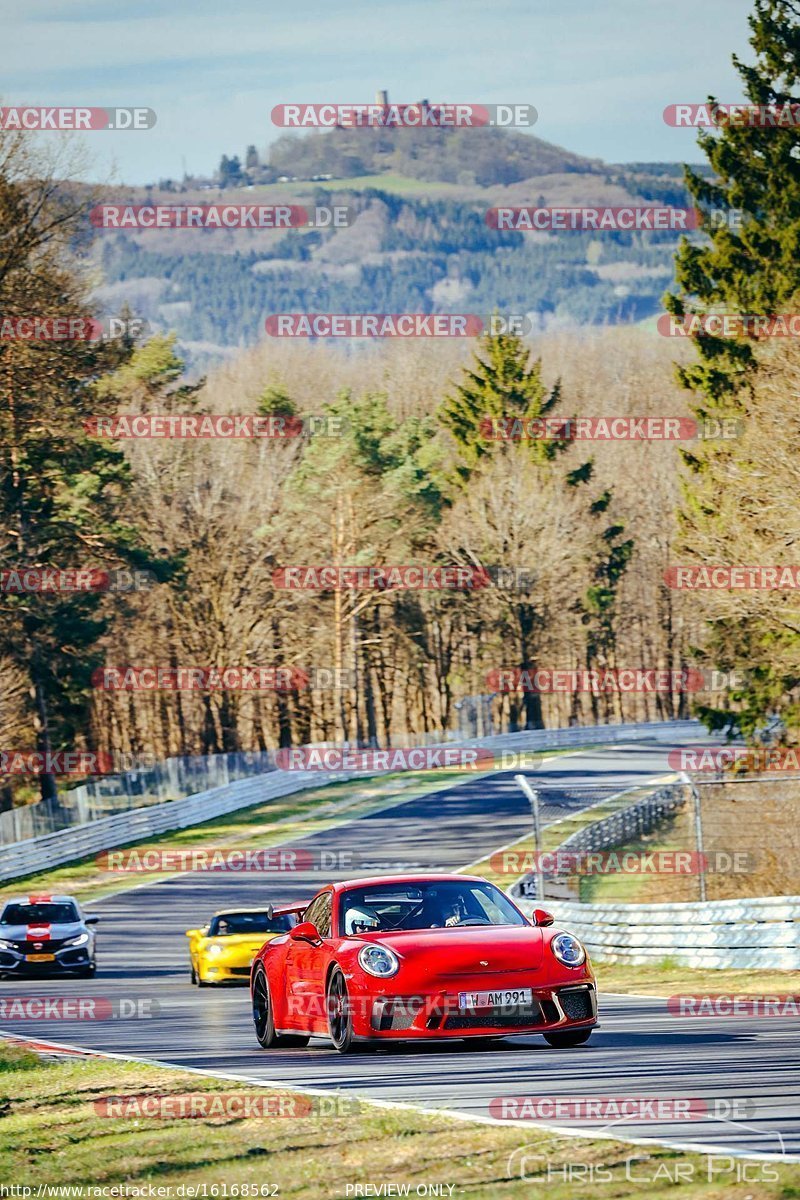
208, 912, 295, 936
338, 881, 527, 931
303, 892, 332, 938
1, 902, 79, 925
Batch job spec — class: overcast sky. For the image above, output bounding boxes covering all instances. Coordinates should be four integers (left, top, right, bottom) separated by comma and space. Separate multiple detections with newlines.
3, 0, 755, 184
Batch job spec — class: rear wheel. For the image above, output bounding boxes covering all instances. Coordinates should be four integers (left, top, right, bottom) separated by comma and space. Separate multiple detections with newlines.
327, 967, 361, 1054
252, 967, 309, 1049
543, 1028, 592, 1048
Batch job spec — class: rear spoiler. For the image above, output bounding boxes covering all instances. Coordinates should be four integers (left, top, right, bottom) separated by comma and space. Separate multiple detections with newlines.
266, 902, 307, 921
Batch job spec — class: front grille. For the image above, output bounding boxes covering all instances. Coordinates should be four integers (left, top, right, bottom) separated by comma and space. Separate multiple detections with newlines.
559, 988, 594, 1021
442, 1002, 543, 1031
15, 939, 70, 954
229, 967, 251, 976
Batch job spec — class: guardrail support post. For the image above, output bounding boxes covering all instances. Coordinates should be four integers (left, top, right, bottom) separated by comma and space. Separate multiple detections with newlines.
686, 773, 707, 904
514, 774, 544, 901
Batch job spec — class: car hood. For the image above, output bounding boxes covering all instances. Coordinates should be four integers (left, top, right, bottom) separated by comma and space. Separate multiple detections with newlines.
0, 921, 85, 940
368, 926, 544, 972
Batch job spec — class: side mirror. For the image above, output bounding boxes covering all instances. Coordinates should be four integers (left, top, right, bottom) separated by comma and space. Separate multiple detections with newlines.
185, 929, 200, 938
289, 921, 320, 944
84, 917, 100, 926
532, 908, 554, 927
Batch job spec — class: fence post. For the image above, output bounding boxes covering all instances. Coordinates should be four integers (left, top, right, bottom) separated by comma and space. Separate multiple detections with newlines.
514, 774, 544, 901
685, 773, 707, 904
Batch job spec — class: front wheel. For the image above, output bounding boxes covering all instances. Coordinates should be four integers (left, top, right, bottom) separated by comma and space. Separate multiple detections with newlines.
543, 1028, 593, 1048
252, 967, 309, 1049
327, 968, 361, 1054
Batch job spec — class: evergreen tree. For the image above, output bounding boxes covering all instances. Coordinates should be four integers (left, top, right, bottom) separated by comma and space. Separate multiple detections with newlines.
665, 0, 800, 737
438, 331, 564, 484
665, 0, 800, 412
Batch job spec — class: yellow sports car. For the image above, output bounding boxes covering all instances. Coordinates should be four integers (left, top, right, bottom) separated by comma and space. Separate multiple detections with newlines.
186, 906, 299, 986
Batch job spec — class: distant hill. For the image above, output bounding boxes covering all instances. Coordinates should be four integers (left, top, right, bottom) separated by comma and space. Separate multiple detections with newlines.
267, 124, 603, 188
92, 126, 705, 370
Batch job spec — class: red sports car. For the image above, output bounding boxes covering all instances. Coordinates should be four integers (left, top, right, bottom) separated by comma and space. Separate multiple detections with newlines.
250, 874, 597, 1053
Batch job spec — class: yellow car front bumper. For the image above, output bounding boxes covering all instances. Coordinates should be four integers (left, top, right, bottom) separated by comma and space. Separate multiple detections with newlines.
194, 935, 281, 985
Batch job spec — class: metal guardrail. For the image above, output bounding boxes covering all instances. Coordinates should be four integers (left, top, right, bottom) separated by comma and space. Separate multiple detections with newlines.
0, 719, 702, 883
516, 894, 800, 970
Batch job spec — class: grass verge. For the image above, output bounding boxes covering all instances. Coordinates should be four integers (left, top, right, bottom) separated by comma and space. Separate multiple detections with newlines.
1, 1042, 797, 1197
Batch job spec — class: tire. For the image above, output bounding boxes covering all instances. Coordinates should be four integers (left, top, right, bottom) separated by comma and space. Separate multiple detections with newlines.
190, 963, 198, 985
543, 1028, 593, 1048
252, 966, 309, 1049
326, 967, 362, 1054
76, 963, 96, 979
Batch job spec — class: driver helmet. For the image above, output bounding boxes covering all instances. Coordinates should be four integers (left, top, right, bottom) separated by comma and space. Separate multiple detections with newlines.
443, 896, 468, 926
344, 904, 381, 935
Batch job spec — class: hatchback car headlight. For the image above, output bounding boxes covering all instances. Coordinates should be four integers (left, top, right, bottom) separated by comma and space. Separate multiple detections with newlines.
64, 933, 89, 948
551, 933, 586, 967
0, 939, 16, 950
358, 945, 400, 978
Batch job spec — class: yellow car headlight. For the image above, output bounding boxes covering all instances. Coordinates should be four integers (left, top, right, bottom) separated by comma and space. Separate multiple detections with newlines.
206, 943, 224, 957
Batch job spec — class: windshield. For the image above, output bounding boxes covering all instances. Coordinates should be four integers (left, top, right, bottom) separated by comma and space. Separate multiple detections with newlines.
207, 912, 296, 936
1, 902, 79, 926
339, 880, 528, 935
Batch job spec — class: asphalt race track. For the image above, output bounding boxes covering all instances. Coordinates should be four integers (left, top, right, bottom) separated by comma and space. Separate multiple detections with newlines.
1, 741, 798, 1161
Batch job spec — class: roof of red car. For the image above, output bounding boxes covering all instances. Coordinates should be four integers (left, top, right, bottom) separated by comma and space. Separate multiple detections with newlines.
332, 872, 486, 892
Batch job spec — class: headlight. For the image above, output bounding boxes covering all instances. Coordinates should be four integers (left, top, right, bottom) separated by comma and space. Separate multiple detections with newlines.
64, 933, 89, 948
358, 945, 399, 978
0, 939, 16, 950
206, 943, 224, 957
551, 933, 586, 967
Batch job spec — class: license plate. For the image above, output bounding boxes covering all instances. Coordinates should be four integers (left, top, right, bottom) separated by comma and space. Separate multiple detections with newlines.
25, 953, 55, 962
458, 987, 534, 1009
